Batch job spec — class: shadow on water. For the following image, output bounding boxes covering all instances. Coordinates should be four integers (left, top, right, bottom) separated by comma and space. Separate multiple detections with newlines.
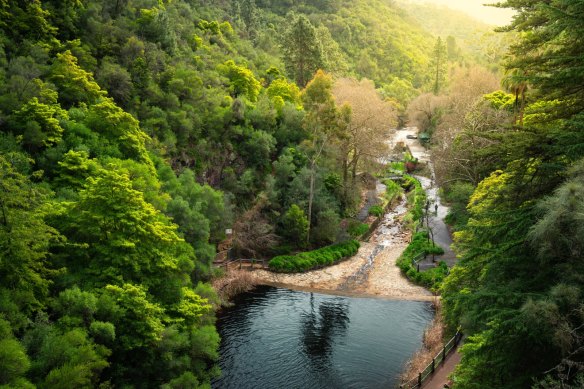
216, 284, 275, 338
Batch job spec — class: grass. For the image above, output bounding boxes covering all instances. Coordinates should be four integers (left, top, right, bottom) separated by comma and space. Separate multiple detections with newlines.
268, 240, 360, 273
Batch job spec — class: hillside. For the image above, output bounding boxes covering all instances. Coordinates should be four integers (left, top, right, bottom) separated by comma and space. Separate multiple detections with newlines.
0, 0, 554, 388
397, 1, 512, 71
0, 0, 445, 386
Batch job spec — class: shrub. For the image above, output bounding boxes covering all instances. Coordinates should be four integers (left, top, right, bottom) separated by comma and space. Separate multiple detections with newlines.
396, 231, 446, 292
311, 209, 340, 245
281, 204, 309, 248
400, 174, 426, 229
368, 205, 383, 217
268, 240, 360, 273
270, 244, 294, 256
347, 220, 368, 238
388, 161, 405, 174
383, 179, 403, 203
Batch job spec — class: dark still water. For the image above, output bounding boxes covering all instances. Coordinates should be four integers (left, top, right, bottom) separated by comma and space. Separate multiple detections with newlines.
212, 286, 433, 389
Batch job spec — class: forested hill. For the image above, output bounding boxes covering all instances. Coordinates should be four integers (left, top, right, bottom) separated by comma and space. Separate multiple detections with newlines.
0, 0, 517, 387
0, 0, 478, 387
396, 1, 512, 72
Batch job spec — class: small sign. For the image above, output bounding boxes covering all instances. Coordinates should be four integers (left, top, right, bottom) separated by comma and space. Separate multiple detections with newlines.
225, 229, 233, 235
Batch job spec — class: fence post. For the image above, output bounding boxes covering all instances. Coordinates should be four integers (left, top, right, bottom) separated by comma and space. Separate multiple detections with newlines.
431, 357, 435, 373
239, 259, 242, 270
417, 263, 420, 272
442, 345, 446, 364
418, 372, 422, 387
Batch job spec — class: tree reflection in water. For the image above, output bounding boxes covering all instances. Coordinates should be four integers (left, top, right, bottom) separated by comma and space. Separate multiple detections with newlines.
300, 293, 350, 371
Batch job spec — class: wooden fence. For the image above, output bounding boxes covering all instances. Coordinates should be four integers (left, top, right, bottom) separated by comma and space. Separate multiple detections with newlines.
213, 258, 268, 270
399, 330, 463, 389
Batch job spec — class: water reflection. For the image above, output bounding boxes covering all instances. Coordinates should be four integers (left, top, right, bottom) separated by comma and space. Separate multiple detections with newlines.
213, 286, 433, 389
300, 293, 350, 369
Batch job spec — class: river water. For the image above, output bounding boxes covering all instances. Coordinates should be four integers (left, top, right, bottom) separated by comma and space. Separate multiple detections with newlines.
212, 285, 433, 389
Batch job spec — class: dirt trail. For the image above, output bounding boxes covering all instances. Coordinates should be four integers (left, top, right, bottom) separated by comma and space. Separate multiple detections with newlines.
252, 196, 435, 301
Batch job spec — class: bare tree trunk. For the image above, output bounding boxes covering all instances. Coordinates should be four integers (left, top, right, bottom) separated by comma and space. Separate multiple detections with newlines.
351, 153, 360, 179
341, 150, 349, 212
519, 85, 526, 126
306, 137, 327, 243
307, 160, 316, 244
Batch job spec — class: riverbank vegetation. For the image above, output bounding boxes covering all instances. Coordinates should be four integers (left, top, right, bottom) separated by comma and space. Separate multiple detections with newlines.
400, 301, 446, 384
268, 240, 360, 273
396, 232, 446, 293
0, 0, 557, 386
401, 174, 427, 231
419, 1, 584, 387
212, 270, 259, 305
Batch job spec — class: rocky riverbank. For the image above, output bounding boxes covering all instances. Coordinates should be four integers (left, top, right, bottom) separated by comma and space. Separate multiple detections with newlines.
252, 194, 434, 301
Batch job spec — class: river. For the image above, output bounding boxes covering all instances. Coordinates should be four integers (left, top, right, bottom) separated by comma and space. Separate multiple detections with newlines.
212, 286, 434, 389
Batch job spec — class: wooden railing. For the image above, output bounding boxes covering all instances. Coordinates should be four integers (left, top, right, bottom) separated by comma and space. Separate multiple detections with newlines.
399, 330, 463, 389
213, 258, 268, 270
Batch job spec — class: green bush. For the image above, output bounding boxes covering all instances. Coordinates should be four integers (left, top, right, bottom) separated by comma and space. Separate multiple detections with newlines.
347, 220, 369, 238
383, 179, 403, 203
368, 205, 383, 217
400, 174, 418, 191
396, 231, 446, 292
270, 244, 294, 256
400, 175, 426, 229
268, 240, 360, 273
442, 182, 475, 231
388, 161, 405, 174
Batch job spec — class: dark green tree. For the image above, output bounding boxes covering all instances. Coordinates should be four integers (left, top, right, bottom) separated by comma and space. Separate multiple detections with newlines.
281, 204, 309, 248
0, 154, 59, 325
282, 14, 323, 87
430, 37, 447, 95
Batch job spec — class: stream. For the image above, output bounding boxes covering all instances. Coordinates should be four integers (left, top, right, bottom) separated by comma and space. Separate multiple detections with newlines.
339, 195, 409, 291
212, 286, 433, 389
212, 131, 447, 388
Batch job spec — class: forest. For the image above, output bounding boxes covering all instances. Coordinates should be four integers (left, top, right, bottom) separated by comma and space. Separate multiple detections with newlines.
0, 0, 582, 388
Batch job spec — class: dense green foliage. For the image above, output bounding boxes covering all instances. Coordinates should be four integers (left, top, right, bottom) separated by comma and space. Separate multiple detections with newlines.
383, 179, 403, 204
347, 221, 369, 239
368, 205, 383, 217
396, 232, 445, 292
268, 240, 360, 273
401, 175, 426, 229
435, 1, 584, 387
0, 0, 518, 386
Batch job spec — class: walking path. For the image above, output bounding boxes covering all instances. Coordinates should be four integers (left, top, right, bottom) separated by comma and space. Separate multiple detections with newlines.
252, 127, 457, 301
423, 350, 460, 389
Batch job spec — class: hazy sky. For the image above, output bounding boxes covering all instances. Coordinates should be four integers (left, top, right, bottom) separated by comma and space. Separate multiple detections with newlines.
412, 0, 516, 26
